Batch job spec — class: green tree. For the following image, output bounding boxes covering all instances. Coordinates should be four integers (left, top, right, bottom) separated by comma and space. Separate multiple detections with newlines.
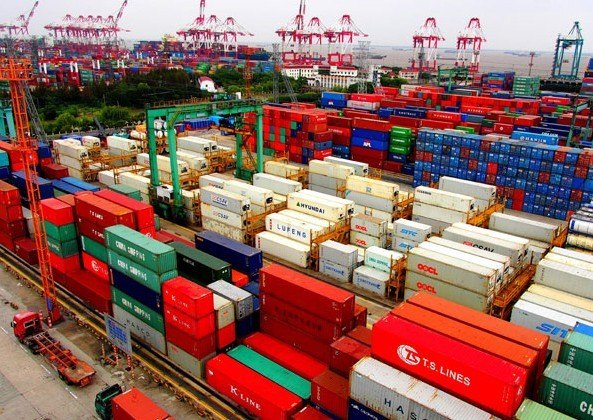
99, 106, 131, 127
54, 112, 79, 133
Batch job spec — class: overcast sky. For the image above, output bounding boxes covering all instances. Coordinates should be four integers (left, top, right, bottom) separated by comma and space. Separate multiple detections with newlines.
2, 0, 591, 52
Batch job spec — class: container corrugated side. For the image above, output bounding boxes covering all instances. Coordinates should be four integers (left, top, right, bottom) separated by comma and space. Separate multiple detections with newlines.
255, 231, 310, 268
112, 287, 165, 333
346, 175, 399, 199
520, 291, 593, 324
252, 173, 302, 196
112, 304, 167, 354
107, 249, 177, 293
438, 176, 496, 202
558, 331, 593, 375
350, 357, 496, 420
415, 186, 476, 213
514, 398, 573, 420
489, 212, 558, 243
394, 218, 432, 242
208, 280, 253, 320
413, 202, 469, 224
527, 284, 593, 313
538, 361, 593, 419
534, 259, 593, 300
324, 156, 369, 176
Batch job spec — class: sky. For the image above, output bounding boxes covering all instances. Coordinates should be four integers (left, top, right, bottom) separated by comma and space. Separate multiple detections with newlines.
1, 0, 592, 52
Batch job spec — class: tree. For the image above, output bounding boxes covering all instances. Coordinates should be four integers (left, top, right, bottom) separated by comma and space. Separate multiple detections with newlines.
99, 106, 131, 127
347, 82, 375, 93
54, 112, 78, 133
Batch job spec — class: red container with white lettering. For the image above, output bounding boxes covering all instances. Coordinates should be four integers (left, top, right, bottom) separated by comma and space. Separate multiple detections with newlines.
260, 264, 355, 327
139, 226, 156, 238
216, 322, 236, 351
372, 314, 527, 418
77, 220, 106, 244
206, 354, 304, 420
81, 251, 110, 282
94, 190, 155, 229
0, 180, 21, 206
329, 336, 370, 378
74, 194, 135, 229
311, 370, 349, 419
165, 324, 215, 359
243, 332, 328, 381
164, 306, 215, 340
162, 276, 214, 319
40, 198, 74, 226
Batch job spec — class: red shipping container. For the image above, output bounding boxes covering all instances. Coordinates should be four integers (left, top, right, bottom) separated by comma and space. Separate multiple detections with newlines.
112, 388, 170, 420
244, 332, 328, 381
0, 231, 16, 251
231, 269, 249, 287
164, 306, 215, 339
154, 231, 174, 244
312, 131, 333, 142
313, 149, 332, 160
382, 161, 403, 173
419, 119, 456, 130
139, 226, 156, 238
0, 219, 27, 239
49, 252, 80, 273
65, 270, 112, 315
41, 164, 70, 180
327, 116, 352, 128
346, 326, 372, 347
329, 336, 370, 377
350, 146, 387, 162
388, 115, 421, 128
353, 304, 366, 327
311, 370, 348, 419
292, 405, 332, 419
216, 322, 236, 350
206, 354, 303, 420
81, 252, 110, 282
372, 315, 527, 418
162, 276, 214, 319
14, 237, 38, 265
260, 314, 332, 365
77, 219, 105, 244
74, 194, 135, 229
56, 194, 76, 208
94, 190, 155, 229
0, 141, 22, 166
166, 324, 215, 359
260, 264, 355, 327
159, 231, 194, 248
352, 118, 392, 132
0, 204, 23, 223
261, 293, 346, 343
0, 180, 21, 206
426, 110, 462, 123
493, 123, 513, 135
40, 198, 74, 226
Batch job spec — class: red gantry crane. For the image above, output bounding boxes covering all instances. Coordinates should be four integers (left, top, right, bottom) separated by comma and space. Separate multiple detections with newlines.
410, 17, 445, 72
325, 14, 368, 66
455, 18, 486, 74
0, 58, 62, 325
0, 1, 39, 37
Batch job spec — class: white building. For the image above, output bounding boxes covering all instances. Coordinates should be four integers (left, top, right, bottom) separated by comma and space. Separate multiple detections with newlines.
198, 76, 217, 93
283, 65, 376, 90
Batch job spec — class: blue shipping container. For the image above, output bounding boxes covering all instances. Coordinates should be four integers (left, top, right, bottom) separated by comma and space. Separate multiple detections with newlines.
61, 176, 101, 192
112, 269, 163, 313
11, 171, 54, 199
52, 179, 83, 195
351, 136, 389, 151
195, 231, 263, 278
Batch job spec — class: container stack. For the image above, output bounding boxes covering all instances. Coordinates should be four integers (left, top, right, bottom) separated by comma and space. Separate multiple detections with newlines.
372, 292, 548, 419
308, 159, 354, 197
199, 186, 250, 243
327, 114, 352, 159
42, 198, 78, 266
108, 184, 143, 201
324, 156, 369, 177
0, 150, 9, 179
0, 181, 28, 252
213, 294, 236, 352
252, 173, 302, 202
107, 136, 138, 166
513, 76, 540, 96
438, 176, 496, 212
178, 136, 218, 154
136, 153, 190, 184
511, 246, 593, 359
566, 201, 593, 251
10, 170, 54, 207
263, 160, 302, 179
95, 189, 156, 237
321, 92, 349, 110
208, 280, 255, 340
392, 218, 432, 253
353, 246, 403, 297
0, 142, 23, 172
224, 179, 274, 216
350, 118, 391, 169
169, 241, 231, 285
387, 126, 413, 171
482, 71, 515, 91
319, 240, 358, 283
412, 186, 476, 234
53, 139, 89, 178
345, 175, 400, 223
162, 276, 216, 378
106, 225, 178, 354
349, 213, 388, 249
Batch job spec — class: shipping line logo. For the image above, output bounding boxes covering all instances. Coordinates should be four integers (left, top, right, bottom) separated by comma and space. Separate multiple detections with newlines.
397, 345, 420, 366
396, 344, 471, 386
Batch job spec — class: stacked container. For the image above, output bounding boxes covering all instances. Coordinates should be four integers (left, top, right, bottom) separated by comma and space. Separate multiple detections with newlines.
326, 115, 352, 159
162, 276, 216, 378
345, 175, 401, 223
324, 156, 369, 177
10, 171, 53, 206
353, 246, 404, 297
393, 218, 432, 253
513, 76, 540, 96
208, 280, 255, 339
388, 126, 413, 169
412, 186, 476, 234
0, 181, 28, 252
438, 176, 496, 212
0, 150, 9, 179
224, 179, 274, 216
308, 160, 354, 197
200, 186, 250, 243
319, 240, 358, 283
350, 118, 391, 169
213, 294, 236, 352
105, 225, 177, 354
94, 189, 156, 237
107, 136, 138, 166
117, 172, 151, 203
350, 213, 388, 249
53, 139, 89, 178
566, 201, 593, 251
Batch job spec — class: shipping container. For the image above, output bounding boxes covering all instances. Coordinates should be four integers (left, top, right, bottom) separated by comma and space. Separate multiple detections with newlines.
318, 258, 353, 283
111, 388, 171, 420
208, 280, 253, 320
346, 191, 396, 213
161, 276, 213, 319
350, 213, 388, 238
319, 240, 358, 268
206, 354, 304, 419
213, 294, 235, 329
107, 249, 177, 293
355, 205, 393, 223
264, 161, 302, 179
225, 179, 274, 207
287, 193, 346, 222
346, 175, 399, 199
44, 220, 77, 242
550, 247, 593, 264
350, 357, 496, 420
166, 341, 214, 379
350, 231, 386, 248
195, 230, 263, 277
324, 156, 369, 176
112, 288, 165, 333
311, 370, 349, 419
489, 212, 558, 243
353, 266, 390, 296
559, 331, 593, 375
74, 194, 135, 229
40, 198, 74, 226
95, 190, 154, 229
200, 186, 250, 214
521, 291, 593, 324
415, 186, 476, 213
166, 323, 215, 360
394, 218, 432, 242
178, 136, 216, 154
169, 241, 231, 284
164, 305, 215, 339
297, 189, 355, 215
253, 173, 302, 196
309, 160, 354, 180
256, 231, 310, 268
364, 247, 404, 273
514, 398, 573, 420
279, 210, 333, 233
413, 202, 470, 224
533, 259, 593, 300
438, 176, 496, 202
293, 405, 332, 419
527, 284, 593, 313
266, 213, 324, 244
538, 362, 593, 419
112, 304, 167, 354
198, 174, 226, 189
46, 236, 79, 258
112, 269, 162, 313
329, 337, 370, 378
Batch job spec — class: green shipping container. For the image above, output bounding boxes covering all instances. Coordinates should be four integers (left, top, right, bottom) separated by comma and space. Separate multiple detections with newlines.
107, 249, 177, 293
44, 221, 77, 242
290, 121, 298, 130
169, 241, 231, 284
228, 345, 310, 399
263, 148, 275, 157
105, 225, 176, 274
53, 188, 65, 197
390, 126, 412, 138
539, 362, 593, 419
269, 134, 275, 142
389, 144, 411, 155
109, 184, 141, 199
81, 235, 108, 262
390, 137, 412, 147
46, 236, 79, 258
559, 331, 593, 375
515, 399, 573, 420
0, 151, 8, 167
112, 287, 165, 333
455, 126, 475, 134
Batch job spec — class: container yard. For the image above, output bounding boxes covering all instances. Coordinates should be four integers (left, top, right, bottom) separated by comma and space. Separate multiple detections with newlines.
1, 1, 593, 420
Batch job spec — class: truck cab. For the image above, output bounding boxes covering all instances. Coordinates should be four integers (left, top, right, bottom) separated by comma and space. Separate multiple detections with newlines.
95, 384, 123, 420
11, 311, 43, 342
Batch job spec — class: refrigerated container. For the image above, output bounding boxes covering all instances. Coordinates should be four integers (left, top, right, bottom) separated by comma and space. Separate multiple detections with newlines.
264, 161, 302, 178
252, 173, 302, 196
136, 153, 189, 174
550, 247, 593, 264
353, 266, 390, 296
208, 280, 253, 320
346, 175, 399, 199
350, 231, 386, 248
319, 240, 358, 267
287, 193, 346, 221
200, 203, 247, 228
178, 136, 217, 153
415, 186, 476, 213
176, 150, 208, 171
394, 237, 422, 253
265, 213, 324, 244
213, 294, 235, 329
364, 246, 404, 273
225, 180, 274, 206
438, 176, 496, 203
411, 214, 451, 234
198, 174, 226, 189
351, 213, 388, 238
346, 190, 396, 213
534, 259, 593, 300
356, 204, 393, 223
527, 284, 593, 313
296, 189, 355, 215
255, 231, 310, 268
200, 186, 250, 214
319, 259, 353, 283
324, 156, 369, 176
309, 160, 354, 179
394, 218, 432, 242
489, 212, 558, 243
428, 237, 511, 276
413, 202, 470, 224
308, 173, 346, 191
107, 136, 138, 152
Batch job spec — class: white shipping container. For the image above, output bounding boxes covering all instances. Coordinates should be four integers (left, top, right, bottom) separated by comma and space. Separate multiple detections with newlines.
225, 180, 274, 206
407, 247, 497, 295
200, 186, 250, 214
107, 136, 137, 152
346, 175, 399, 199
265, 213, 324, 244
67, 168, 84, 179
527, 243, 548, 265
489, 212, 558, 243
22, 207, 33, 237
309, 173, 347, 191
136, 153, 190, 174
351, 231, 386, 249
167, 342, 214, 379
278, 210, 333, 233
350, 358, 496, 420
527, 284, 593, 313
213, 295, 235, 329
520, 292, 593, 324
308, 160, 354, 180
264, 161, 302, 178
198, 174, 226, 189
569, 219, 593, 237
309, 184, 338, 197
208, 280, 253, 320
297, 189, 355, 215
178, 136, 217, 153
346, 190, 396, 213
54, 140, 89, 159
364, 246, 404, 273
413, 202, 469, 224
81, 135, 100, 148
98, 170, 116, 186
428, 236, 511, 276
324, 156, 369, 176
544, 253, 593, 272
287, 192, 345, 222
255, 231, 310, 268
176, 151, 208, 171
353, 266, 390, 296
411, 214, 451, 234
442, 226, 526, 268
438, 176, 496, 202
202, 217, 247, 243
319, 259, 354, 283
415, 186, 476, 213
351, 213, 388, 238
119, 172, 150, 193
533, 259, 593, 300
393, 237, 422, 253
452, 222, 529, 248
355, 205, 393, 223
567, 233, 593, 250
112, 305, 166, 354
550, 246, 593, 264
319, 240, 358, 267
252, 173, 302, 196
394, 218, 432, 242
58, 154, 83, 170
405, 272, 492, 312
201, 203, 246, 229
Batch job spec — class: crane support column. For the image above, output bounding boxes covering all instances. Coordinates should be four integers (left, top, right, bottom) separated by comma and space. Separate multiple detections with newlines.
256, 109, 264, 173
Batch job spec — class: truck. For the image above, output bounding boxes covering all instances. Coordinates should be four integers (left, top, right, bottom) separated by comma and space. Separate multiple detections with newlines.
95, 385, 172, 420
11, 311, 96, 387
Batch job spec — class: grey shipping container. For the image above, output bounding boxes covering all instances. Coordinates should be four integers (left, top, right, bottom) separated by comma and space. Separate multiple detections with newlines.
353, 266, 390, 296
489, 212, 558, 243
345, 190, 396, 213
319, 240, 358, 267
208, 280, 254, 320
200, 186, 250, 214
534, 259, 593, 300
319, 259, 354, 283
112, 304, 167, 355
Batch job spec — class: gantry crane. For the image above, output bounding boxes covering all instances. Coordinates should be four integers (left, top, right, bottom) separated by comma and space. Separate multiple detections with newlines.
0, 58, 61, 325
551, 21, 584, 80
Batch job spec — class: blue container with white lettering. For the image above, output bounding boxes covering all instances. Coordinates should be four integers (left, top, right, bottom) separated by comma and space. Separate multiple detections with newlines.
351, 136, 389, 151
112, 269, 163, 313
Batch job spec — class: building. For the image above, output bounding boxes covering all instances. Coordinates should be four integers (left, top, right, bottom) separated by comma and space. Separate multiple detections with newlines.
198, 76, 217, 93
